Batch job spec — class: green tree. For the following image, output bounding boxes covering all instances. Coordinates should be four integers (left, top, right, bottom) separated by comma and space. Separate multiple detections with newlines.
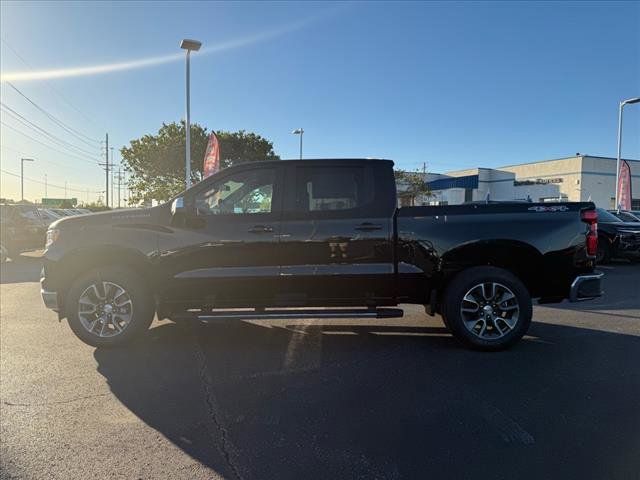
121, 121, 280, 204
395, 169, 432, 206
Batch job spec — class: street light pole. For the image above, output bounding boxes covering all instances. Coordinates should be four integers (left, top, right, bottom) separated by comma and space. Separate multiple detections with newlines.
180, 39, 202, 189
292, 128, 304, 159
20, 158, 34, 201
615, 97, 640, 208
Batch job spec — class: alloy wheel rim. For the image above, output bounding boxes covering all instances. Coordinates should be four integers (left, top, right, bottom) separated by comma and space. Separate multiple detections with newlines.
78, 281, 133, 337
460, 282, 519, 340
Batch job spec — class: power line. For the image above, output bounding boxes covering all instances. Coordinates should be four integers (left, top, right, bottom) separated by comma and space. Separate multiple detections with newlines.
1, 102, 101, 158
5, 81, 100, 146
0, 120, 100, 165
0, 168, 103, 193
0, 143, 98, 173
0, 37, 100, 129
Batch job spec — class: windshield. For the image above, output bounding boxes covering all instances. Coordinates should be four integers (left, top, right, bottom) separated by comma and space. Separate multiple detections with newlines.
618, 211, 640, 222
597, 208, 623, 223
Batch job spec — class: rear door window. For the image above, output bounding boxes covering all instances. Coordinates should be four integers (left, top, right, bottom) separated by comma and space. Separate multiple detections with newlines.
293, 166, 373, 213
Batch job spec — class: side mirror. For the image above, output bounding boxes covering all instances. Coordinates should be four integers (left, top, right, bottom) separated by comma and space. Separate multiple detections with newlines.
171, 196, 185, 216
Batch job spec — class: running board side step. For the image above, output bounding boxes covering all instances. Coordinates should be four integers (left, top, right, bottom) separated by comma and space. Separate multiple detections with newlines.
173, 308, 404, 323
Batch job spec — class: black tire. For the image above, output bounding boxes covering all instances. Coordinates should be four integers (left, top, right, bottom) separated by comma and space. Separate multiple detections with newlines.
442, 266, 532, 351
66, 266, 155, 348
596, 239, 611, 265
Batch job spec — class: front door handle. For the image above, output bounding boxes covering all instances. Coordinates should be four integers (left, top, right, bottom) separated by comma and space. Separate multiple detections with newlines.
355, 222, 383, 231
248, 225, 274, 233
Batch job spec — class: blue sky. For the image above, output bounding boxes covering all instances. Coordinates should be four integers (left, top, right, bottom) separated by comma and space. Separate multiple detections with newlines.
1, 1, 639, 203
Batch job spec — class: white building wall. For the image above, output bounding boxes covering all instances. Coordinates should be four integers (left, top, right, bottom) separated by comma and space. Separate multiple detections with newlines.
499, 156, 640, 207
422, 156, 640, 208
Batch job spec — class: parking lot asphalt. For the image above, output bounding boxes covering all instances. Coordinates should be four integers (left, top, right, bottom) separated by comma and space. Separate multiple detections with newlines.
1, 256, 639, 480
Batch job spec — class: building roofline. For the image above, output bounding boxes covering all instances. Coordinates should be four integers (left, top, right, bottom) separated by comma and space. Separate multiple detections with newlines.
498, 155, 640, 169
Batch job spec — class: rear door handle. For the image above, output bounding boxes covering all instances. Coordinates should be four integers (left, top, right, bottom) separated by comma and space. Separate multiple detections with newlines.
248, 225, 274, 233
355, 223, 383, 231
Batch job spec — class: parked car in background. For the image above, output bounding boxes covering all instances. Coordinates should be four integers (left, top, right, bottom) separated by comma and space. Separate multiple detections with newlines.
38, 208, 64, 226
51, 208, 73, 217
596, 208, 640, 264
608, 210, 640, 223
0, 204, 47, 262
41, 159, 602, 350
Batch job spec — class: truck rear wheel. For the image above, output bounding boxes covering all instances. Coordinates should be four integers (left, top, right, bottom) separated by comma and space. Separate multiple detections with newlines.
66, 266, 154, 348
596, 239, 611, 265
442, 266, 532, 351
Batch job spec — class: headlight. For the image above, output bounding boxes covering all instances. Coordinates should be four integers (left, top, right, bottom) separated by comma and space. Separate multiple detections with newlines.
45, 229, 60, 248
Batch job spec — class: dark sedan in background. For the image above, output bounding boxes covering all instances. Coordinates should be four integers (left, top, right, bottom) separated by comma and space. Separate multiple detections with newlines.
597, 208, 640, 264
608, 210, 640, 223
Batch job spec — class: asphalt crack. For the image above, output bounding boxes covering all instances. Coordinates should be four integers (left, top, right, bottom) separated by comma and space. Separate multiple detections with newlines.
190, 327, 246, 480
3, 393, 110, 407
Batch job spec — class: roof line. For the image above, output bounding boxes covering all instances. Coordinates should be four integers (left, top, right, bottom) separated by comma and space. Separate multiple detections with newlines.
498, 155, 640, 169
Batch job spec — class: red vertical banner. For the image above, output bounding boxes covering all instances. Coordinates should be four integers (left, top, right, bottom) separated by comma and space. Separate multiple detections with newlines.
203, 132, 220, 179
617, 160, 632, 210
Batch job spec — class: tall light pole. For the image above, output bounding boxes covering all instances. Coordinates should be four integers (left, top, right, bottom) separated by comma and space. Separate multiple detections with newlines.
20, 158, 34, 201
292, 128, 304, 159
615, 97, 640, 208
180, 39, 202, 189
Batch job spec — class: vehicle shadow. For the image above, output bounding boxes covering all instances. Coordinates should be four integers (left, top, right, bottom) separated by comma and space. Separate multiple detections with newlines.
94, 318, 640, 480
0, 256, 42, 284
539, 262, 640, 313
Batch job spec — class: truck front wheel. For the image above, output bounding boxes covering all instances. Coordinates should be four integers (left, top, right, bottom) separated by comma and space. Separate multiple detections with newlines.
66, 266, 155, 348
442, 266, 532, 351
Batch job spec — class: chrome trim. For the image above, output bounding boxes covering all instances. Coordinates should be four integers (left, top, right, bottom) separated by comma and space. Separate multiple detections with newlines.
569, 271, 604, 302
177, 308, 405, 323
41, 289, 59, 311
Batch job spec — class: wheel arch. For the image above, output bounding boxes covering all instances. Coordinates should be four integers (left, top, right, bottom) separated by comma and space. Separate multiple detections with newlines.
53, 246, 158, 316
440, 239, 544, 296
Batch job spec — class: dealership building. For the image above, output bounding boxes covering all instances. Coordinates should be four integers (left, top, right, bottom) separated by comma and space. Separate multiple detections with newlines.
407, 155, 640, 209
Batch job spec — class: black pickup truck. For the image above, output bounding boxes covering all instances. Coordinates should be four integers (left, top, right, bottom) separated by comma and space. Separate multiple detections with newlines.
41, 159, 603, 350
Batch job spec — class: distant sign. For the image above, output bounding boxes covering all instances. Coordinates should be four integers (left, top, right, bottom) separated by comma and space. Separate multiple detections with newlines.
42, 198, 77, 206
514, 178, 563, 186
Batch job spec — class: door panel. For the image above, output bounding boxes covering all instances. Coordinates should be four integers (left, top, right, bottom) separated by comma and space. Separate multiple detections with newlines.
278, 164, 394, 306
159, 165, 284, 308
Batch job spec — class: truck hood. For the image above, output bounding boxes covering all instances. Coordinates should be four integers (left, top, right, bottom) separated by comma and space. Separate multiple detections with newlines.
49, 207, 161, 230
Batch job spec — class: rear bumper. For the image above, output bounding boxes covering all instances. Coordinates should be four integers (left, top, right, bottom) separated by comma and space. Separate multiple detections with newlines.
569, 271, 604, 302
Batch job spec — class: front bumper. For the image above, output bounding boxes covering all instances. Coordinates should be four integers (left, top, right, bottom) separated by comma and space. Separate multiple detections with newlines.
40, 265, 59, 311
569, 271, 604, 302
41, 289, 59, 311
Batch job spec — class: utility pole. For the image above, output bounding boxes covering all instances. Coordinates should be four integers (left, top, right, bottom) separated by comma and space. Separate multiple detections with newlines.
64, 181, 67, 199
110, 147, 115, 208
105, 133, 109, 207
44, 174, 48, 198
117, 166, 122, 208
